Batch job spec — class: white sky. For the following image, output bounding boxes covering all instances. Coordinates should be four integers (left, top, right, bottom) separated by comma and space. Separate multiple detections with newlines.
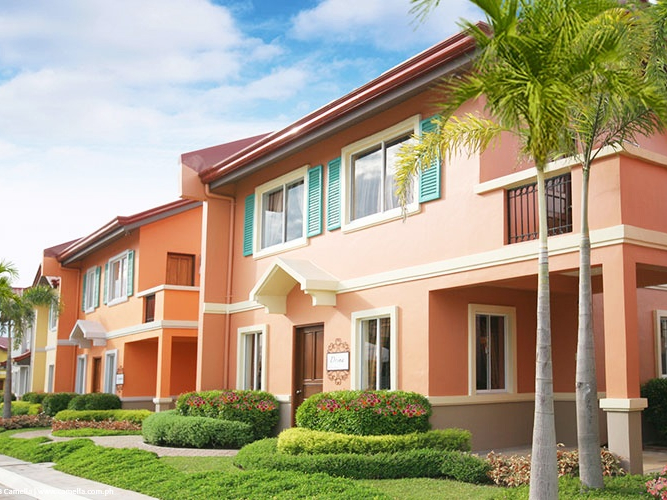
0, 0, 481, 286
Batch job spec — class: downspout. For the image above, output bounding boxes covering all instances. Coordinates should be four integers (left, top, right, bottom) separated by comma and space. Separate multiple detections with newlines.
204, 184, 236, 389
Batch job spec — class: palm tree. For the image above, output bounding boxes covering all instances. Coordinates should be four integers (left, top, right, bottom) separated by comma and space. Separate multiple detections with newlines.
398, 0, 642, 497
0, 263, 60, 419
564, 1, 667, 488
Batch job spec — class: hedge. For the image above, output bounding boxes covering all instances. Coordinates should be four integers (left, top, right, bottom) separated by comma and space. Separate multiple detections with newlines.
295, 390, 431, 435
176, 390, 279, 440
234, 438, 489, 482
21, 392, 47, 404
68, 393, 121, 411
277, 427, 471, 455
42, 393, 78, 417
142, 410, 254, 449
0, 401, 42, 416
642, 378, 667, 440
54, 409, 152, 424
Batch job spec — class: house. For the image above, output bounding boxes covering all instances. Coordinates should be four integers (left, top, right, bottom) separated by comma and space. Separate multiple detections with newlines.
180, 27, 667, 474
0, 337, 8, 391
31, 199, 203, 410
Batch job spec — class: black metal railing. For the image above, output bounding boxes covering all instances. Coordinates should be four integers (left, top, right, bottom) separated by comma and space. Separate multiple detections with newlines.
507, 173, 572, 244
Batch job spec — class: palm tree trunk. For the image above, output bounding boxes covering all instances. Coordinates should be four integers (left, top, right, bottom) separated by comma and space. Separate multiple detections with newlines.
576, 166, 604, 489
529, 166, 558, 500
3, 324, 12, 419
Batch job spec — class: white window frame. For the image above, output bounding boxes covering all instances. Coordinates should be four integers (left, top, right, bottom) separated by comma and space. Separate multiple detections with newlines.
47, 364, 55, 393
655, 310, 667, 378
75, 355, 87, 394
341, 116, 420, 232
253, 166, 309, 258
48, 301, 58, 331
83, 266, 97, 313
236, 325, 267, 391
350, 306, 398, 390
468, 304, 517, 395
103, 349, 118, 394
107, 251, 130, 306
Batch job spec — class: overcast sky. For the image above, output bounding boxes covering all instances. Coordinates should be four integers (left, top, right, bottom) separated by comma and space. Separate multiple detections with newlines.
1, 0, 481, 287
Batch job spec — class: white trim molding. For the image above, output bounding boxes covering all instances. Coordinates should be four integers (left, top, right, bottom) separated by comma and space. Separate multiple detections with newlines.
136, 284, 200, 298
600, 398, 648, 412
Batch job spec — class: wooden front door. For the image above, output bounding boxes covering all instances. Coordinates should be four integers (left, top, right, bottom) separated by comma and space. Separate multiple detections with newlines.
293, 324, 324, 423
92, 357, 102, 393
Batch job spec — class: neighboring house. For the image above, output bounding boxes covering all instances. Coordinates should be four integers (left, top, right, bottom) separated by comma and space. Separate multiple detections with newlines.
180, 27, 667, 474
0, 337, 8, 391
32, 199, 203, 410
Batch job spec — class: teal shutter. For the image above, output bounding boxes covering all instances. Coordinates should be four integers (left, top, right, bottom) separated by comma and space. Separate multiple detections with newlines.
243, 194, 255, 256
81, 273, 87, 312
94, 266, 101, 308
418, 116, 441, 203
103, 263, 109, 305
307, 165, 323, 237
126, 250, 135, 297
326, 158, 341, 231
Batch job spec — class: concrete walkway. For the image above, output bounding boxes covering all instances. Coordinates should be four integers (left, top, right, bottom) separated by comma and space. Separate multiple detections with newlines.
0, 430, 666, 499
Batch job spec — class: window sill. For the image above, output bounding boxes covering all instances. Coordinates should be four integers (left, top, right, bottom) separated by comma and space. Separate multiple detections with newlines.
253, 237, 308, 259
342, 203, 420, 234
106, 296, 129, 307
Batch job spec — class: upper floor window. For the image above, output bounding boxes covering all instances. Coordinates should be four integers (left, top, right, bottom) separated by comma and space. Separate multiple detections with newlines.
507, 173, 572, 244
351, 306, 398, 391
341, 116, 421, 231
82, 266, 101, 313
166, 253, 195, 286
262, 179, 304, 249
105, 250, 134, 306
48, 301, 58, 331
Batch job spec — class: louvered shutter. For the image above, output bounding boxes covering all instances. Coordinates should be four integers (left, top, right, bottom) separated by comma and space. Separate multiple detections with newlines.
326, 158, 341, 231
307, 165, 323, 237
243, 194, 255, 256
126, 250, 135, 297
103, 263, 109, 305
81, 273, 88, 312
418, 117, 442, 202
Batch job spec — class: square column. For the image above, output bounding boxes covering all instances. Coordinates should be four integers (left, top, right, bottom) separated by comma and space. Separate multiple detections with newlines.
599, 398, 647, 474
156, 331, 173, 403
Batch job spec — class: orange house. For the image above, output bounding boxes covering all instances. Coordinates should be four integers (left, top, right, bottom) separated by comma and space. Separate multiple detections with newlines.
180, 28, 667, 474
33, 199, 203, 410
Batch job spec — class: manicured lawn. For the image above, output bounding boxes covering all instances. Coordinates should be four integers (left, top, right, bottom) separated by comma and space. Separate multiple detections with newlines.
161, 456, 241, 474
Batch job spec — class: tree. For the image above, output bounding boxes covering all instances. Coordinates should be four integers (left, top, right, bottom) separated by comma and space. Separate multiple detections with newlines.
398, 1, 641, 497
0, 262, 60, 418
564, 1, 667, 488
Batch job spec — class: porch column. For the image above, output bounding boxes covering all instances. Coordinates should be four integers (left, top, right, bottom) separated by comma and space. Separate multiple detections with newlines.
600, 248, 646, 474
197, 197, 233, 390
154, 331, 173, 412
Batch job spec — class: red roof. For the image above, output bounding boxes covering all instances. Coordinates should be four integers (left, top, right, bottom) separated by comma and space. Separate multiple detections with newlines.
181, 133, 270, 173
198, 26, 479, 186
0, 338, 8, 351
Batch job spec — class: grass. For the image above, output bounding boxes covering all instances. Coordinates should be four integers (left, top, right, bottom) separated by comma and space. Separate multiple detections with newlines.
0, 428, 657, 499
52, 428, 142, 437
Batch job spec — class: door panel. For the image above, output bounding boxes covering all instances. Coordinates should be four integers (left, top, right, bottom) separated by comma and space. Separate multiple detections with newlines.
293, 325, 324, 422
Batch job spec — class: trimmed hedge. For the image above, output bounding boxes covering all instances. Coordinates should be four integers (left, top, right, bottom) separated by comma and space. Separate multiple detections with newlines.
176, 390, 279, 440
21, 392, 47, 404
277, 427, 471, 455
42, 393, 78, 416
54, 409, 152, 424
142, 410, 254, 449
68, 393, 121, 411
295, 390, 431, 435
0, 401, 42, 416
642, 378, 667, 440
234, 437, 488, 482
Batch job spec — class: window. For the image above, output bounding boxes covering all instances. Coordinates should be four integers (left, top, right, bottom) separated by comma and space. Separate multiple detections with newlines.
144, 294, 156, 323
104, 350, 117, 394
166, 253, 195, 286
262, 180, 304, 249
507, 173, 572, 243
341, 116, 421, 230
351, 306, 398, 390
48, 301, 58, 331
468, 304, 516, 394
237, 325, 267, 391
82, 266, 101, 313
655, 311, 667, 378
75, 355, 87, 394
105, 250, 134, 305
47, 364, 55, 393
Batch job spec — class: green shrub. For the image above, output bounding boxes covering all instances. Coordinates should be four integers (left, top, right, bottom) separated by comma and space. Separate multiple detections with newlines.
21, 392, 46, 404
0, 401, 42, 416
0, 392, 16, 402
295, 390, 431, 435
440, 450, 491, 483
277, 427, 470, 455
176, 390, 279, 440
42, 393, 78, 417
142, 410, 254, 449
53, 409, 151, 424
67, 393, 121, 411
642, 378, 667, 440
234, 437, 483, 480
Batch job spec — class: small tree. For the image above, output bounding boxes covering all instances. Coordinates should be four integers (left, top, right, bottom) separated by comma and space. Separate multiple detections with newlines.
0, 262, 60, 418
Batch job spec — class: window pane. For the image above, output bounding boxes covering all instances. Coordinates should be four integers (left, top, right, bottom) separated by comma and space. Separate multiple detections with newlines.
476, 315, 489, 391
379, 317, 391, 390
661, 318, 667, 377
361, 318, 378, 390
285, 180, 304, 242
489, 315, 505, 390
262, 188, 284, 248
476, 314, 506, 391
352, 146, 382, 220
384, 135, 412, 211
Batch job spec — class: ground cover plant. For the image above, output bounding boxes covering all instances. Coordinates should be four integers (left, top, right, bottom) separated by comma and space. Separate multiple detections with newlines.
0, 414, 52, 430
296, 390, 431, 435
176, 390, 279, 440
